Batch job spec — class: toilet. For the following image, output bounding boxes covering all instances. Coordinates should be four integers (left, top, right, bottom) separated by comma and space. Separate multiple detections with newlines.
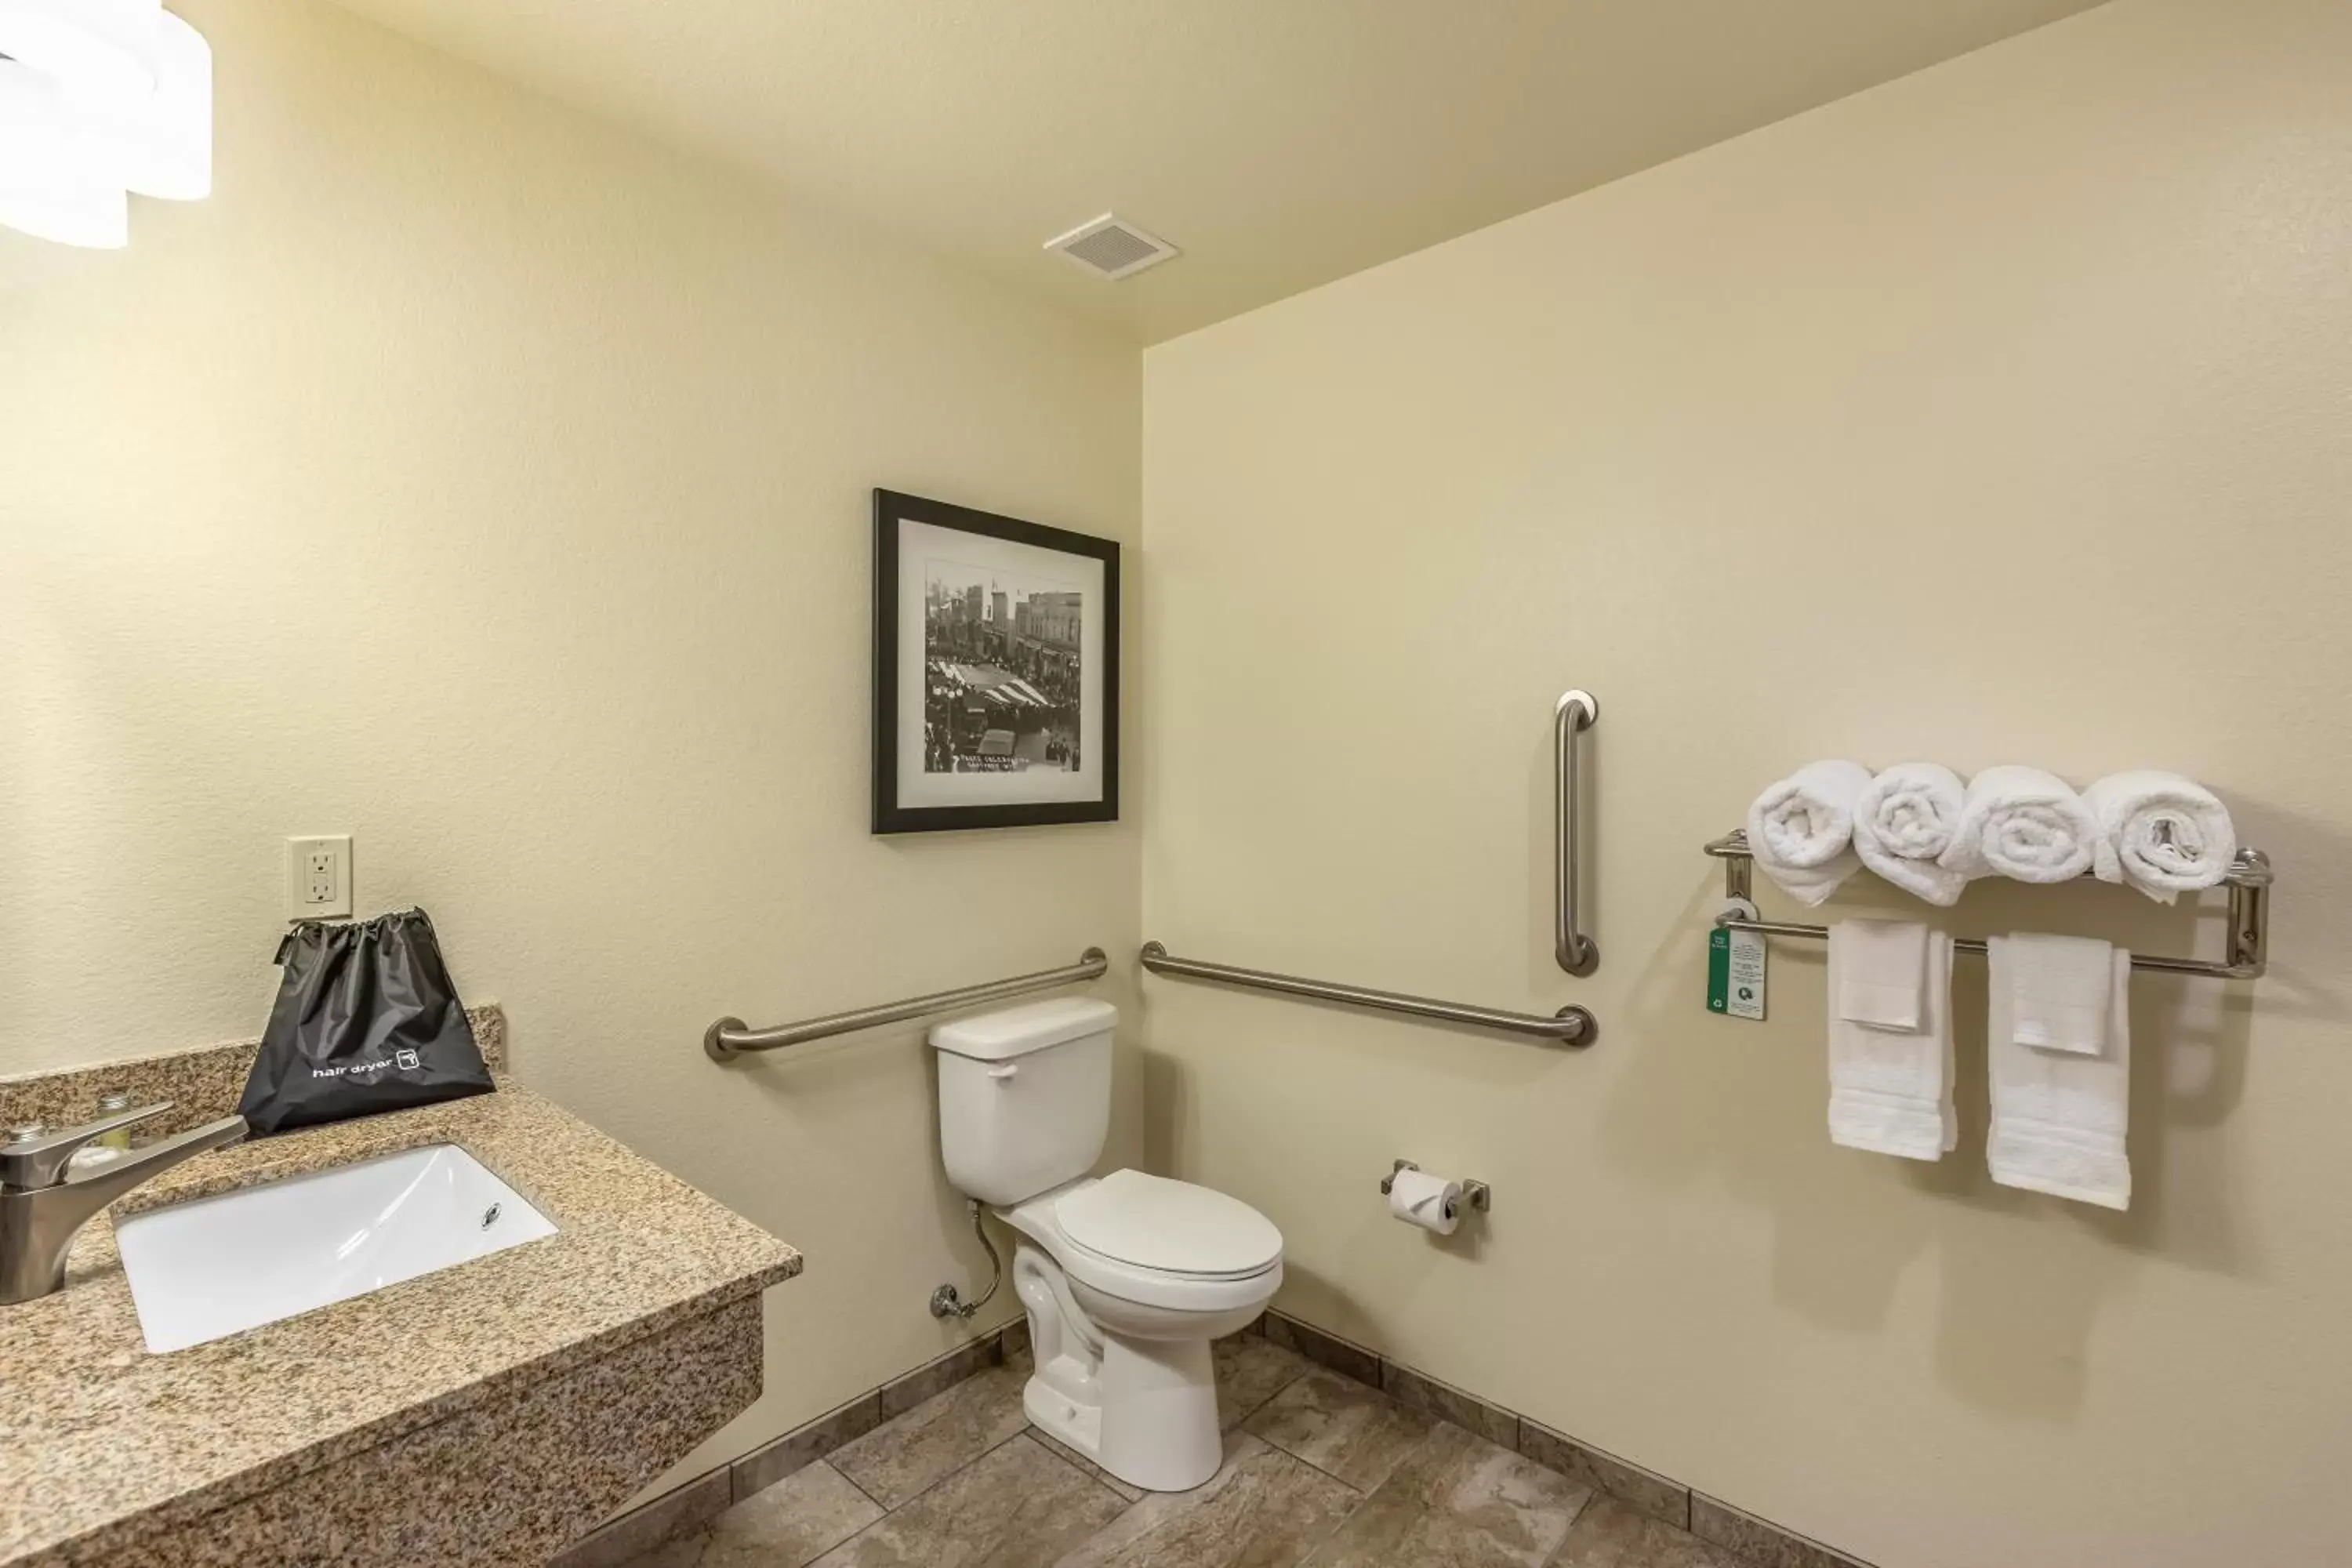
930, 996, 1283, 1493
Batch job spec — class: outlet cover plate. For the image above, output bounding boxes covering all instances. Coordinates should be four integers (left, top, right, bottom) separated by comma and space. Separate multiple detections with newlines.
286, 836, 353, 920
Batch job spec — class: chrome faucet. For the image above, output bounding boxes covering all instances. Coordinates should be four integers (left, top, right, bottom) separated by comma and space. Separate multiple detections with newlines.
0, 1102, 248, 1305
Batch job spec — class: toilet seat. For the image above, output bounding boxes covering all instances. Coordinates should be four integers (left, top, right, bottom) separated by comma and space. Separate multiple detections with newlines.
1000, 1171, 1283, 1313
1054, 1170, 1283, 1278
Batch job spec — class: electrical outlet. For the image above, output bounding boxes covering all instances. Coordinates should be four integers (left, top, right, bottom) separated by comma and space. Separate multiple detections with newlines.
286, 836, 353, 919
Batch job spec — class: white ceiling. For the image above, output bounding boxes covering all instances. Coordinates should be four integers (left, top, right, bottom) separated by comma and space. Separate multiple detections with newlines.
325, 0, 2108, 343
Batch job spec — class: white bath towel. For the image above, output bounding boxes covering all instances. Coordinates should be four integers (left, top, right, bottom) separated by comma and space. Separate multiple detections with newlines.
2009, 933, 2114, 1056
1827, 920, 1954, 1161
2082, 770, 2238, 905
1852, 763, 1968, 907
1987, 936, 2132, 1210
1936, 765, 2097, 885
1748, 760, 1872, 908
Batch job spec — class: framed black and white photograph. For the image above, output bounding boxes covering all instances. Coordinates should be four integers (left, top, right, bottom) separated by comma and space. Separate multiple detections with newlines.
873, 489, 1119, 833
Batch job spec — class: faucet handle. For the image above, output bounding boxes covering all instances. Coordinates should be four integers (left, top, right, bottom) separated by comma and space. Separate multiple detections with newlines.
0, 1102, 175, 1192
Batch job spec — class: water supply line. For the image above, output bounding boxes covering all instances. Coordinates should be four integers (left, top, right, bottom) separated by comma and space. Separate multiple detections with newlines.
929, 1200, 1003, 1320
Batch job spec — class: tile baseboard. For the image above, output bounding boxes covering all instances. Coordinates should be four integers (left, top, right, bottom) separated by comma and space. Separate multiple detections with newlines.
1693, 1492, 1877, 1568
1252, 1308, 1875, 1568
1381, 1358, 1520, 1449
1520, 1417, 1691, 1533
1258, 1306, 1381, 1385
728, 1390, 884, 1502
546, 1467, 731, 1568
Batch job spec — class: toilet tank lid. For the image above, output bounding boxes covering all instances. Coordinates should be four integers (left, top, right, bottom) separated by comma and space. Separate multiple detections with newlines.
930, 996, 1116, 1061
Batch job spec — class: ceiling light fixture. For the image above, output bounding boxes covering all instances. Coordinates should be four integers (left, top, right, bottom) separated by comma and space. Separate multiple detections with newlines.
0, 0, 211, 249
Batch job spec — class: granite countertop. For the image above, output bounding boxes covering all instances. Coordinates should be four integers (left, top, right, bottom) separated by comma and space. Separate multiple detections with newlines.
0, 1083, 802, 1566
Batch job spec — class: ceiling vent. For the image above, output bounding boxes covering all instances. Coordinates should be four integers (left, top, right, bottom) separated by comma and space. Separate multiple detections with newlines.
1044, 213, 1179, 281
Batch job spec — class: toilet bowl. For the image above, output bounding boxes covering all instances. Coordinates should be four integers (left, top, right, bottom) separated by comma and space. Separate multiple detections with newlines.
928, 998, 1284, 1494
999, 1171, 1282, 1492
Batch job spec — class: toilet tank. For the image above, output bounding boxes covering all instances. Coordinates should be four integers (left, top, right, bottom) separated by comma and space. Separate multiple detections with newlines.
931, 997, 1114, 1206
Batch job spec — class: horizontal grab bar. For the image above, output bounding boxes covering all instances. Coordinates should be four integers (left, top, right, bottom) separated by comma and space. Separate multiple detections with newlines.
1138, 942, 1595, 1046
706, 948, 1109, 1061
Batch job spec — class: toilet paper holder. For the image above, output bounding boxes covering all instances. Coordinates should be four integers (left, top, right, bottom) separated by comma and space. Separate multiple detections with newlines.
1380, 1160, 1491, 1221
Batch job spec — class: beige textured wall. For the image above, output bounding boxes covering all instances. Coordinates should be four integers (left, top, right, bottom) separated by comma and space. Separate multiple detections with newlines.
0, 0, 1139, 1476
1139, 2, 2352, 1566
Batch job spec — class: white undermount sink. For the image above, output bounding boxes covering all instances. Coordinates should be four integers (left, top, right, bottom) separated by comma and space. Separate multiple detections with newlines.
114, 1142, 557, 1354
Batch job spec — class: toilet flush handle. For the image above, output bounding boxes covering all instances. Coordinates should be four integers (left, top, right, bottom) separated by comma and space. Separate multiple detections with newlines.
987, 1062, 1018, 1082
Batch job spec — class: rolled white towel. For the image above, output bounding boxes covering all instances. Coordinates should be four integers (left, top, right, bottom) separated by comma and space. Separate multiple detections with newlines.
1747, 760, 1872, 907
1936, 765, 2097, 884
2081, 771, 2237, 904
1852, 763, 1967, 907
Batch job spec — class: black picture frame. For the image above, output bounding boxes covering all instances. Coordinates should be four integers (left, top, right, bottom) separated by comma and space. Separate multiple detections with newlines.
873, 489, 1120, 834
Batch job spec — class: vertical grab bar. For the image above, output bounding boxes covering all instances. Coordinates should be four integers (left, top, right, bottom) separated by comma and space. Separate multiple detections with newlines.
1555, 689, 1599, 975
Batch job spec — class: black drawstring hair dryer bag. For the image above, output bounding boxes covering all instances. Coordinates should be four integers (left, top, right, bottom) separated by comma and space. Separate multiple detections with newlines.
239, 908, 494, 1135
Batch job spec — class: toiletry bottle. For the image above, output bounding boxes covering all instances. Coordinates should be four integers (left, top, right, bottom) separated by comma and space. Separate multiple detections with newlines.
96, 1090, 134, 1149
66, 1089, 136, 1173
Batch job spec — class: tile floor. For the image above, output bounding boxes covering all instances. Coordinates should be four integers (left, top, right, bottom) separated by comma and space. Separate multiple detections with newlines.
616, 1334, 1749, 1568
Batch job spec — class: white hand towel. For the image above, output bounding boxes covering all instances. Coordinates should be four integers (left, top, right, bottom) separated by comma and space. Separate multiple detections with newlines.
1852, 763, 1967, 907
2009, 933, 2113, 1056
1748, 760, 1872, 908
2082, 770, 2238, 904
1827, 920, 1954, 1161
1836, 918, 1928, 1030
1936, 765, 2097, 885
1987, 936, 2132, 1210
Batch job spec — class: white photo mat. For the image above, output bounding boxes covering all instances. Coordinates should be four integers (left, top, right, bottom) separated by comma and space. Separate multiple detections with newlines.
893, 516, 1107, 810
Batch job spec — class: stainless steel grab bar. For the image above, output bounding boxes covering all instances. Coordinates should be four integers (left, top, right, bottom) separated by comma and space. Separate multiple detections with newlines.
1555, 689, 1599, 975
1138, 942, 1595, 1045
1704, 830, 2272, 979
705, 948, 1109, 1061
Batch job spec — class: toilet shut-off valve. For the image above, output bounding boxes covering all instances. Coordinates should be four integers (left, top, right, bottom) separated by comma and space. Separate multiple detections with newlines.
930, 1199, 1004, 1320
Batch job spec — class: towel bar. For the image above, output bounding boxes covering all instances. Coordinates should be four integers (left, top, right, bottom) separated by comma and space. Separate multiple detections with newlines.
1703, 830, 2270, 979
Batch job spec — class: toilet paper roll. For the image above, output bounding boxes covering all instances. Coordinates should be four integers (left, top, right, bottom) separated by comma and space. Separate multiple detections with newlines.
1387, 1167, 1463, 1236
